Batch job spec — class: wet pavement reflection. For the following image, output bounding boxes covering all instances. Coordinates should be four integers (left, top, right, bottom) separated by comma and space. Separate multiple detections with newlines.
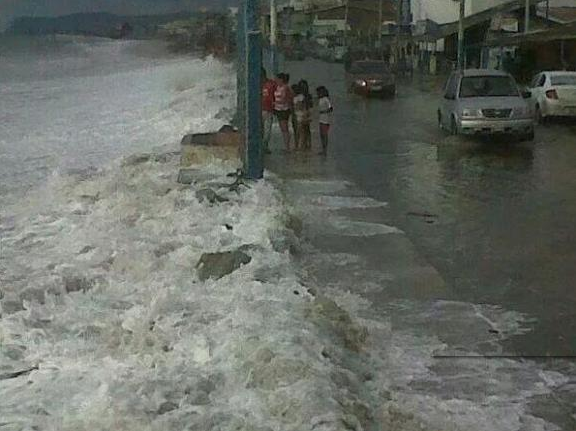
279, 60, 576, 358
267, 60, 576, 429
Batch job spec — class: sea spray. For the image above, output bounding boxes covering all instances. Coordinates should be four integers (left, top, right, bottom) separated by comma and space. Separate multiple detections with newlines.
0, 152, 383, 430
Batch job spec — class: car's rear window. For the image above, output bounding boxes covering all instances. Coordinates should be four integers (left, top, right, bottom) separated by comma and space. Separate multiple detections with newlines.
550, 75, 576, 86
350, 62, 389, 74
459, 76, 519, 98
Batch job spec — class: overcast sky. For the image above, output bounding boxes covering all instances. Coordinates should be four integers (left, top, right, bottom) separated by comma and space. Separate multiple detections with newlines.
0, 0, 236, 31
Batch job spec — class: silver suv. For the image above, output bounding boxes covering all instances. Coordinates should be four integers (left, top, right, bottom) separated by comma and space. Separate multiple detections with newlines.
438, 69, 534, 141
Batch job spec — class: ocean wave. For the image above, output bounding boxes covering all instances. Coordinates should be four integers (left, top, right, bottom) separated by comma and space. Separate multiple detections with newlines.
0, 43, 235, 205
0, 152, 383, 430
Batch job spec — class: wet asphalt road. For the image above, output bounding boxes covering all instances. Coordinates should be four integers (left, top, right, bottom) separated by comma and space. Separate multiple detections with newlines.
281, 59, 576, 358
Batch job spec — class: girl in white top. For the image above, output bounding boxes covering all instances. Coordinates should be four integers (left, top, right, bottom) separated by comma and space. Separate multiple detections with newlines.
316, 86, 333, 156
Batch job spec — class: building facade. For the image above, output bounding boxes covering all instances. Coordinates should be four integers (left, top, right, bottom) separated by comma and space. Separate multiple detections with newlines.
410, 0, 518, 25
412, 0, 575, 25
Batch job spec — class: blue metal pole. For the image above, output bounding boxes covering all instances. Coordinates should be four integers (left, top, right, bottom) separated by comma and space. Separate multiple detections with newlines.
244, 0, 263, 179
235, 3, 246, 130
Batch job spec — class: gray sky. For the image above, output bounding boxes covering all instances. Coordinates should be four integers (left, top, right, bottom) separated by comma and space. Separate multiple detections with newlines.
0, 0, 236, 31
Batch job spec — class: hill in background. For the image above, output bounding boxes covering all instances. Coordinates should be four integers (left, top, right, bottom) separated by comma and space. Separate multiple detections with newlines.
6, 11, 228, 39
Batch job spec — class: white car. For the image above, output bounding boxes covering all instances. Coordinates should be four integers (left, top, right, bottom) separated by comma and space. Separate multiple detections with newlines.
438, 69, 534, 140
528, 71, 576, 123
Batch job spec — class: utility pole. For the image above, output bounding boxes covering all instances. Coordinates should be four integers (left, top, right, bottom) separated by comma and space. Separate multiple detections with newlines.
457, 0, 465, 70
378, 0, 383, 54
524, 0, 530, 33
270, 0, 279, 75
244, 0, 263, 179
344, 0, 349, 51
395, 0, 402, 68
235, 5, 246, 130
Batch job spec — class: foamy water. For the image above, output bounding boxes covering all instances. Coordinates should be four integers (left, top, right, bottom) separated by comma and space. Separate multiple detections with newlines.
0, 36, 233, 205
1, 36, 574, 431
0, 153, 380, 430
0, 36, 382, 431
285, 178, 576, 431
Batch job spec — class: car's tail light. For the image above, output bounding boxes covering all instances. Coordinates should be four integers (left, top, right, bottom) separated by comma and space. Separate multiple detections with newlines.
546, 89, 559, 100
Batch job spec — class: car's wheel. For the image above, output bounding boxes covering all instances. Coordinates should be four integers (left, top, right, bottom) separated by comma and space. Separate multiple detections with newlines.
450, 116, 459, 135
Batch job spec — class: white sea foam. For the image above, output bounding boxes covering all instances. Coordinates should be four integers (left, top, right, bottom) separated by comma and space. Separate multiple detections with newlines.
0, 38, 383, 430
326, 217, 403, 236
286, 173, 575, 431
287, 179, 353, 195
0, 153, 382, 430
311, 195, 388, 209
1, 36, 574, 431
0, 36, 234, 206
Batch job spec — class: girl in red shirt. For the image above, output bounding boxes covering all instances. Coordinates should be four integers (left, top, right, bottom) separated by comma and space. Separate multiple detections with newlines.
261, 68, 277, 154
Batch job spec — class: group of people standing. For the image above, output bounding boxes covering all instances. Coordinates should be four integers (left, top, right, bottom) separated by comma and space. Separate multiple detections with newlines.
262, 69, 333, 156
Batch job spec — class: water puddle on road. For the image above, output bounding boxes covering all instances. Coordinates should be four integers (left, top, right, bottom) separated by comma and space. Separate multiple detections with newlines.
269, 154, 576, 431
268, 59, 576, 429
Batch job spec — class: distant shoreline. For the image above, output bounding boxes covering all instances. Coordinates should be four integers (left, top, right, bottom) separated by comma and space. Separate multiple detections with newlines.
5, 10, 231, 39
5, 11, 200, 40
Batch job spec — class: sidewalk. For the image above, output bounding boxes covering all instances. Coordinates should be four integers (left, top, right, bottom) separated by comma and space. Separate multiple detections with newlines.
267, 153, 447, 302
266, 150, 576, 431
267, 152, 450, 429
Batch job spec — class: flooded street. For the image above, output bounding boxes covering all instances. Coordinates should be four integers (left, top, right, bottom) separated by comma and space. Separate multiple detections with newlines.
2, 33, 575, 429
285, 59, 576, 357
269, 59, 576, 429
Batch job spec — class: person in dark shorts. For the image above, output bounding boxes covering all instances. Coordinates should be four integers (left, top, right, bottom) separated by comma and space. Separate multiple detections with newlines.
297, 79, 313, 151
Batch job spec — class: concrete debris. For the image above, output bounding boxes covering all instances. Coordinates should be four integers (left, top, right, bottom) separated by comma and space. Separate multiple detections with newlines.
196, 249, 252, 281
195, 188, 229, 204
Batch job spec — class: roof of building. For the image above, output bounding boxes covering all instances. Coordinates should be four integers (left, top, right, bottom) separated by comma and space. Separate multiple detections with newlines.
305, 1, 396, 16
537, 6, 576, 24
414, 0, 542, 42
484, 21, 576, 46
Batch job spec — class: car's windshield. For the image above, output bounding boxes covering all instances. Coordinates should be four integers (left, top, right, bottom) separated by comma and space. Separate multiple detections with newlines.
550, 75, 576, 86
459, 76, 519, 98
351, 62, 389, 74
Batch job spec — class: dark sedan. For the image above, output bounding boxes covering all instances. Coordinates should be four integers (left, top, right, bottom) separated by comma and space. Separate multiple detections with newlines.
346, 61, 396, 98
